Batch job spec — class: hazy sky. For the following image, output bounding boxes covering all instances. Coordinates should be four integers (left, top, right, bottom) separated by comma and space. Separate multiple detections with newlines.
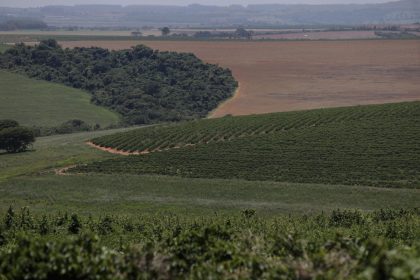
0, 0, 395, 8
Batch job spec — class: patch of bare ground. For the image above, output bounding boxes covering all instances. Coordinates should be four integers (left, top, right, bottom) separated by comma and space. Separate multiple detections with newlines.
253, 30, 378, 40
61, 40, 420, 117
86, 141, 197, 156
55, 165, 78, 176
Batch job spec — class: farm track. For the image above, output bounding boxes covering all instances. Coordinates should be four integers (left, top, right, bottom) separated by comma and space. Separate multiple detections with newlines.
55, 165, 78, 176
87, 141, 197, 156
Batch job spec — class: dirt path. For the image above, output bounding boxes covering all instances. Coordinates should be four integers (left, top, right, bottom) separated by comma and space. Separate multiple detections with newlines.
55, 165, 78, 176
86, 141, 146, 156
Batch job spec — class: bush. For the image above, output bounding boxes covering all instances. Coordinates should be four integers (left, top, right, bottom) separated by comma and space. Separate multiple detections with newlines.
0, 126, 35, 153
0, 119, 19, 130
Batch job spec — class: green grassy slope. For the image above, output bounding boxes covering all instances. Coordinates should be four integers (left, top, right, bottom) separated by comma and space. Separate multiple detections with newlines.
0, 127, 136, 181
2, 175, 420, 216
0, 44, 9, 53
0, 71, 120, 127
79, 102, 420, 188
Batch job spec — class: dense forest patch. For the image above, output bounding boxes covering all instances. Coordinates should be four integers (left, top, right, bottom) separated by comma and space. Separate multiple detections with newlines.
76, 102, 420, 188
0, 40, 237, 124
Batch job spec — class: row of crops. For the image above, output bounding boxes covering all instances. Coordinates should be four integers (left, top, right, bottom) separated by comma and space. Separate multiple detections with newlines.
76, 102, 420, 188
91, 102, 420, 153
1, 207, 420, 279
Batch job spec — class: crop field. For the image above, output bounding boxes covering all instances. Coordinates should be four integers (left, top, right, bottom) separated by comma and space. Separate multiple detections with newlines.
75, 102, 420, 188
253, 30, 379, 40
2, 123, 420, 214
61, 39, 420, 117
1, 208, 420, 279
0, 71, 120, 127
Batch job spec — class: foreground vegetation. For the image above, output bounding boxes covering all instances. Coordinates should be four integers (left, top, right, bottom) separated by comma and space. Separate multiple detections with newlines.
1, 207, 420, 279
77, 102, 420, 188
0, 70, 120, 128
0, 40, 237, 124
0, 44, 8, 53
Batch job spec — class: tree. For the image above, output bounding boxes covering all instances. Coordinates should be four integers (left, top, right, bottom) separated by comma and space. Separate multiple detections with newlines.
235, 28, 252, 39
0, 119, 19, 131
0, 126, 35, 153
161, 27, 171, 36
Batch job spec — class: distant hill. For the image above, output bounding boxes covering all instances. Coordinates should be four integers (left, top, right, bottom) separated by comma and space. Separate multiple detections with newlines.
0, 0, 419, 27
0, 16, 47, 31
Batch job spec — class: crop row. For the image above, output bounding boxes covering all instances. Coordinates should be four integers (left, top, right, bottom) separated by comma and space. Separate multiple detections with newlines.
1, 207, 420, 279
91, 101, 420, 153
76, 103, 420, 188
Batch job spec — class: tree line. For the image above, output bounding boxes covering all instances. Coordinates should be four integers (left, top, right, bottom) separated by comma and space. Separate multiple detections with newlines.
0, 40, 238, 125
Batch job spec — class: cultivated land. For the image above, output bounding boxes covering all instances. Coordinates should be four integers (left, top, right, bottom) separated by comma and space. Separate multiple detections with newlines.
61, 40, 420, 117
1, 113, 420, 214
253, 30, 379, 40
76, 102, 420, 188
0, 71, 120, 127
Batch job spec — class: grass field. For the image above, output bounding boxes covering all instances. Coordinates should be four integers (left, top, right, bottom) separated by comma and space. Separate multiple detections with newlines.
0, 71, 120, 127
0, 44, 9, 53
77, 102, 420, 188
61, 40, 420, 117
3, 175, 420, 216
0, 127, 136, 182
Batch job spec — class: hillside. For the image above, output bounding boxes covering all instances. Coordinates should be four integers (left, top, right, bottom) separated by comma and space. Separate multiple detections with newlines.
76, 102, 420, 188
0, 70, 120, 127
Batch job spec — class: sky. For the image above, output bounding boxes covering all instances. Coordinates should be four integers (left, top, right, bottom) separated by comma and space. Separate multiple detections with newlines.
0, 0, 395, 8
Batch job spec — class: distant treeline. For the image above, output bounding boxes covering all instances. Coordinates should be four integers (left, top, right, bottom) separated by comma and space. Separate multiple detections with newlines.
0, 40, 237, 125
1, 1, 419, 27
0, 17, 47, 31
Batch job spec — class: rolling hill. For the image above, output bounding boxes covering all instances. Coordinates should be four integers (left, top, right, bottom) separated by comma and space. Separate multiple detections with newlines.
0, 70, 120, 127
75, 101, 420, 188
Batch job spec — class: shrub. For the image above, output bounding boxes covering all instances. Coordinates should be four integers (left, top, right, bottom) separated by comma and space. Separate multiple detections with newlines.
0, 119, 19, 130
0, 126, 35, 153
68, 214, 82, 234
329, 209, 365, 228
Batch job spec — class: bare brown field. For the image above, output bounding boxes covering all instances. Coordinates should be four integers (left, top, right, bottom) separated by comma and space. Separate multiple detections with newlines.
253, 31, 378, 40
62, 40, 420, 117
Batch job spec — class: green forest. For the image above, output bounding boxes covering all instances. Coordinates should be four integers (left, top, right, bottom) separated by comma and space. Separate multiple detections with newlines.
0, 40, 237, 124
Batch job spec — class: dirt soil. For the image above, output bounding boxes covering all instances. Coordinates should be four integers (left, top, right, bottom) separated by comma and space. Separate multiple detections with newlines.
62, 40, 420, 117
253, 31, 378, 40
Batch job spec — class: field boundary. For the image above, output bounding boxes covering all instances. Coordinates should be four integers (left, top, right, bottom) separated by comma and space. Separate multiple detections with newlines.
87, 141, 199, 156
208, 83, 241, 118
87, 142, 143, 156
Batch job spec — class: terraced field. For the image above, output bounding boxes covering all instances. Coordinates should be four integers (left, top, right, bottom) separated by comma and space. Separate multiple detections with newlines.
76, 102, 420, 188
